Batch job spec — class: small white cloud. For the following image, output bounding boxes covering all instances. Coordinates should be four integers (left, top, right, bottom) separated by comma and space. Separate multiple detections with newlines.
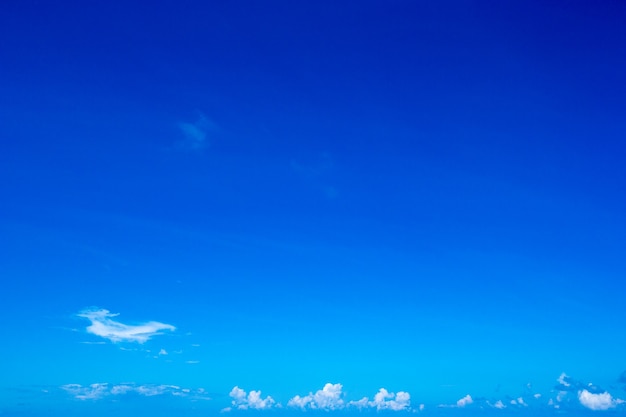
159, 349, 168, 356
509, 397, 526, 407
77, 308, 175, 344
534, 393, 542, 399
492, 400, 506, 409
557, 372, 571, 387
228, 386, 276, 410
578, 389, 622, 411
456, 394, 473, 407
288, 383, 344, 410
349, 388, 411, 411
186, 360, 200, 364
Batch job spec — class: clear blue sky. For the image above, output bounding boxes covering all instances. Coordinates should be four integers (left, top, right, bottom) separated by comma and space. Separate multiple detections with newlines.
1, 0, 625, 415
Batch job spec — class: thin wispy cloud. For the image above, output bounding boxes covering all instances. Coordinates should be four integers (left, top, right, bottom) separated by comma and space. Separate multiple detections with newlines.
77, 308, 175, 343
177, 113, 215, 151
61, 383, 209, 401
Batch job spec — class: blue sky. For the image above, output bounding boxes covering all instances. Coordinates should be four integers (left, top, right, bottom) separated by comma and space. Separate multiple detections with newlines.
1, 0, 625, 415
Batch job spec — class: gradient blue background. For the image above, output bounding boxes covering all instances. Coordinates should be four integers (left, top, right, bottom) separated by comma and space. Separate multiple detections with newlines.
1, 0, 625, 414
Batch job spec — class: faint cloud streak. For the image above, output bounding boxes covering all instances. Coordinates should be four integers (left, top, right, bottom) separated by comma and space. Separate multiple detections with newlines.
177, 113, 215, 151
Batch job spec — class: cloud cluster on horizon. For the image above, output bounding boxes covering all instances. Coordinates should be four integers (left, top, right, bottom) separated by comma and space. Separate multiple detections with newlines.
61, 383, 208, 401
349, 388, 412, 411
224, 383, 416, 412
77, 308, 175, 343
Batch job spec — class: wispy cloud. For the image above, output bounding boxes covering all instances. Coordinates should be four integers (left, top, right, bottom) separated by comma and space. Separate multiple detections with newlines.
77, 308, 175, 343
223, 386, 277, 411
61, 383, 208, 401
177, 113, 215, 151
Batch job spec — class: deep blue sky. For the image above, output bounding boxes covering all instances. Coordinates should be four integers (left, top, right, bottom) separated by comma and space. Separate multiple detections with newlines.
1, 0, 625, 414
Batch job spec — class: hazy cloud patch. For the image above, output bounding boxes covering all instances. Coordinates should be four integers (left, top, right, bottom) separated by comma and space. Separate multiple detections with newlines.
61, 383, 207, 401
176, 113, 216, 151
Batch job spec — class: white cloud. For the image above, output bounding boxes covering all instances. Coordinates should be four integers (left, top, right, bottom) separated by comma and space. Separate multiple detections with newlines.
534, 393, 542, 399
557, 372, 571, 387
349, 388, 411, 411
510, 397, 526, 406
456, 394, 473, 407
288, 383, 344, 410
578, 389, 623, 411
61, 383, 109, 400
61, 383, 206, 401
159, 349, 168, 355
227, 386, 276, 410
492, 400, 505, 409
77, 308, 175, 343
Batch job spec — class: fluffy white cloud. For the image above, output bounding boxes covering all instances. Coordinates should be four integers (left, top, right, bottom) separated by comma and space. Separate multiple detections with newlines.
77, 308, 175, 343
349, 388, 411, 411
61, 383, 206, 400
288, 383, 345, 410
492, 400, 505, 409
227, 386, 276, 410
578, 389, 623, 411
456, 394, 473, 407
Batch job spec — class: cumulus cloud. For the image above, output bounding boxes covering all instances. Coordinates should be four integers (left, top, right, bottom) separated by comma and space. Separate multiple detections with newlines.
177, 113, 215, 151
288, 383, 345, 410
349, 388, 411, 411
578, 390, 623, 411
226, 386, 277, 410
456, 394, 473, 407
492, 400, 506, 409
61, 383, 207, 401
77, 308, 175, 343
